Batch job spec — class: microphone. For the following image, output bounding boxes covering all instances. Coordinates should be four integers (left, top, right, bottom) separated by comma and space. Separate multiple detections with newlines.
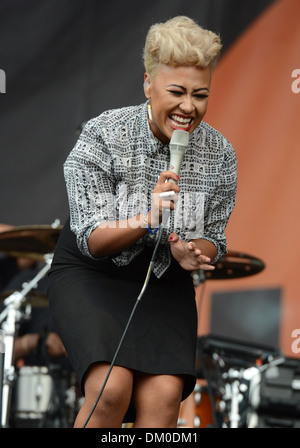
160, 129, 189, 199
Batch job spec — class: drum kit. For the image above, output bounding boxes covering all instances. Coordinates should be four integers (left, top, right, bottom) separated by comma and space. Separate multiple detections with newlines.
0, 221, 282, 428
0, 220, 80, 428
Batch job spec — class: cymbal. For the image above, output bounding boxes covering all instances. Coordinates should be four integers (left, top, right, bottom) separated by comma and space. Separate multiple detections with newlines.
205, 250, 265, 280
0, 225, 62, 260
0, 290, 48, 307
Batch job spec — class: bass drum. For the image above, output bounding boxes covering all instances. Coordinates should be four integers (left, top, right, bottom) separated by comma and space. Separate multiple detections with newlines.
11, 365, 78, 428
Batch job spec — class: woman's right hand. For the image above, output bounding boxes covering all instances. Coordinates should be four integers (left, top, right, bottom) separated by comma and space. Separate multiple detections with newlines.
149, 171, 180, 228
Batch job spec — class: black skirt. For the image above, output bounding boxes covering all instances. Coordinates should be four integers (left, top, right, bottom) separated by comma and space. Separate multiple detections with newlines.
48, 220, 197, 421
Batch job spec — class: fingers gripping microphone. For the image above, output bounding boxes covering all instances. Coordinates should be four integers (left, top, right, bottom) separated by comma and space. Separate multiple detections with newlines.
160, 129, 189, 199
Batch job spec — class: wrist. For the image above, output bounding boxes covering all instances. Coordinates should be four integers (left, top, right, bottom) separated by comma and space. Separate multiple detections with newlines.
142, 208, 159, 234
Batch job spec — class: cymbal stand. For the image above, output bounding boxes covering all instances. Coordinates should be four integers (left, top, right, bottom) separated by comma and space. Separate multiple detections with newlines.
221, 355, 286, 428
222, 368, 248, 428
0, 254, 53, 428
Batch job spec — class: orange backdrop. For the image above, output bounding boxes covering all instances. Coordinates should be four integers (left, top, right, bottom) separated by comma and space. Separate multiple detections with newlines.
197, 0, 300, 357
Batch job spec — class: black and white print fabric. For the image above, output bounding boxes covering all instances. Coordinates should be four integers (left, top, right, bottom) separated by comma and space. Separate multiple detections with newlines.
64, 102, 237, 277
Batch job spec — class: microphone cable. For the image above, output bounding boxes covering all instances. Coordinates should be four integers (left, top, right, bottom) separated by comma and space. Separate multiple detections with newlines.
82, 221, 165, 428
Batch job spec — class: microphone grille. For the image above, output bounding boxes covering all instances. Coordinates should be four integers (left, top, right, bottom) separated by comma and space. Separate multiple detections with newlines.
170, 130, 189, 147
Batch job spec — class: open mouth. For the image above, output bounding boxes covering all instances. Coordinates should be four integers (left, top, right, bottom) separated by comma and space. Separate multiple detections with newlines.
168, 114, 194, 131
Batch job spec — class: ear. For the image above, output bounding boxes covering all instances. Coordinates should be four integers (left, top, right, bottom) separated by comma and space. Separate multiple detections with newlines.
143, 73, 151, 98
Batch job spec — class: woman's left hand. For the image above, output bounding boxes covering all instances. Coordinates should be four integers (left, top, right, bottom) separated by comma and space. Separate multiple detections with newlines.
168, 233, 215, 271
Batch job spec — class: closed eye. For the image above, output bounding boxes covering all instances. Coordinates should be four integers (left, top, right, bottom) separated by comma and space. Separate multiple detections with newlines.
167, 90, 208, 100
167, 90, 183, 96
194, 93, 209, 99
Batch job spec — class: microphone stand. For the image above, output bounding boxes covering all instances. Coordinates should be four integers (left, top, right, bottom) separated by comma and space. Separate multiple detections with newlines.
0, 254, 53, 428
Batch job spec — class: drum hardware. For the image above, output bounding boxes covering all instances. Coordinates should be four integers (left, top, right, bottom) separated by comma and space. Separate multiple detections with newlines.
32, 330, 77, 428
35, 365, 76, 428
220, 367, 258, 428
11, 365, 77, 428
177, 416, 188, 427
0, 220, 62, 427
247, 357, 300, 428
197, 335, 285, 428
177, 381, 223, 428
220, 355, 286, 428
191, 269, 206, 287
0, 254, 53, 427
0, 290, 49, 316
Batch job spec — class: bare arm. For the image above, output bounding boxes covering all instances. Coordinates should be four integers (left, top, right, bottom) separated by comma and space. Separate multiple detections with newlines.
14, 333, 66, 360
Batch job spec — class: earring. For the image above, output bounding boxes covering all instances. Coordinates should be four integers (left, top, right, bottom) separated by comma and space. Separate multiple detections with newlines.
147, 100, 153, 121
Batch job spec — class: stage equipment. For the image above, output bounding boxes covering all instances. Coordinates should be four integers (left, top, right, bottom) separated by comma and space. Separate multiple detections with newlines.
0, 222, 62, 261
0, 220, 62, 427
196, 334, 285, 428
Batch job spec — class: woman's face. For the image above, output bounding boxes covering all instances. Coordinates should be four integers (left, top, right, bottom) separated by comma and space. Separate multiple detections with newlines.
144, 64, 212, 144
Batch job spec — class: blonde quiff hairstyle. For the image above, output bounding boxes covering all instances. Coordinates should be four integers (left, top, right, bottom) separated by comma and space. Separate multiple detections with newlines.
143, 16, 222, 78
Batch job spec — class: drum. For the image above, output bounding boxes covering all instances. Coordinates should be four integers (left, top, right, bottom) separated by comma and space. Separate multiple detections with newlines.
194, 384, 221, 428
12, 366, 77, 427
13, 366, 53, 419
178, 381, 221, 428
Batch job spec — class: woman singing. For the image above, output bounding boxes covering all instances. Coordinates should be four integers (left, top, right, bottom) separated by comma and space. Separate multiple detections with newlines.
48, 16, 237, 428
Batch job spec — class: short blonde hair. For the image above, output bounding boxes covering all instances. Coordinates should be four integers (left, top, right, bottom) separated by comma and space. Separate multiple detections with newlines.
143, 16, 222, 78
